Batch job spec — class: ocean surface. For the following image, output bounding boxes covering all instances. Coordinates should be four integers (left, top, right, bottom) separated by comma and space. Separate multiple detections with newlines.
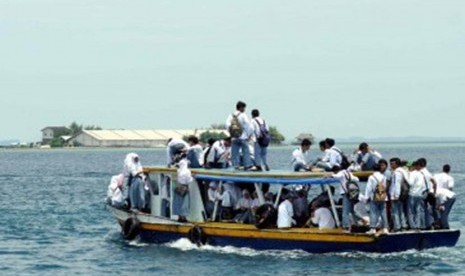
1, 142, 464, 275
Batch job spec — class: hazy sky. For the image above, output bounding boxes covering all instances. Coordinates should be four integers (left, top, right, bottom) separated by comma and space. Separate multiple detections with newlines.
2, 0, 465, 142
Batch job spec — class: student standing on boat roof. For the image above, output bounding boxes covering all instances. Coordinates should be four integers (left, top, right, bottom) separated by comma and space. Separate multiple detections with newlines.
434, 164, 454, 191
417, 158, 437, 229
365, 164, 389, 234
331, 165, 359, 231
406, 161, 427, 229
225, 101, 256, 170
389, 157, 409, 232
251, 108, 270, 171
291, 138, 312, 171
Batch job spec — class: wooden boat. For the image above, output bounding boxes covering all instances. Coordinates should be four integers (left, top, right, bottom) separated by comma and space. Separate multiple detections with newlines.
107, 167, 460, 253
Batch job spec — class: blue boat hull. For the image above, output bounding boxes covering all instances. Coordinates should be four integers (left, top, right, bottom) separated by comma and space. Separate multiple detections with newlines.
138, 228, 460, 253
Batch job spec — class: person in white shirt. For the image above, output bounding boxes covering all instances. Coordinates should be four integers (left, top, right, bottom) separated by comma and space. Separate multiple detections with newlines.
434, 164, 454, 191
331, 165, 359, 230
251, 109, 270, 171
186, 135, 204, 168
311, 140, 329, 166
407, 161, 427, 229
225, 101, 255, 170
166, 138, 189, 166
310, 207, 336, 230
389, 157, 409, 231
206, 182, 218, 218
123, 153, 144, 210
316, 138, 342, 171
107, 173, 125, 208
205, 137, 231, 169
234, 189, 254, 223
291, 139, 312, 171
435, 187, 456, 229
365, 164, 389, 234
277, 193, 296, 228
417, 158, 437, 229
173, 158, 192, 222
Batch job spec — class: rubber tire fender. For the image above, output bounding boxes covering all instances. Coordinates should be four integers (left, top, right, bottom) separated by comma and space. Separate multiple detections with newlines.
122, 217, 140, 240
188, 226, 207, 246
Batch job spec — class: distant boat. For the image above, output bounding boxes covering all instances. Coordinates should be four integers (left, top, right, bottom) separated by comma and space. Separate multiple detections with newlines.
107, 167, 460, 253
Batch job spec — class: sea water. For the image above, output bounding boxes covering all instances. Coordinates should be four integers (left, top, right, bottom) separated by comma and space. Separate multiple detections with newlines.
0, 143, 464, 275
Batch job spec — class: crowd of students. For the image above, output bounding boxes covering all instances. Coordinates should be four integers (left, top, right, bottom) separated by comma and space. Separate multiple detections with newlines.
106, 100, 456, 233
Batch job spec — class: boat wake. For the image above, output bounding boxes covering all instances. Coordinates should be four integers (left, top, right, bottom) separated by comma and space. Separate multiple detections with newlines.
164, 238, 308, 259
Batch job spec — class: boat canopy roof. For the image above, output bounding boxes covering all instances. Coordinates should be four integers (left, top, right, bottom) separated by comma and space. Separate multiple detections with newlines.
143, 166, 374, 186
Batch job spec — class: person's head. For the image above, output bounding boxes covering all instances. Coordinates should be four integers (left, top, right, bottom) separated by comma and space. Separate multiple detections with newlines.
207, 138, 216, 146
242, 189, 250, 198
417, 158, 427, 168
187, 135, 199, 145
331, 165, 341, 173
251, 109, 259, 118
373, 163, 381, 172
359, 142, 369, 153
236, 101, 246, 112
325, 138, 335, 148
318, 140, 326, 151
389, 157, 401, 170
223, 136, 232, 147
209, 182, 217, 190
301, 138, 312, 152
443, 164, 451, 173
378, 159, 388, 173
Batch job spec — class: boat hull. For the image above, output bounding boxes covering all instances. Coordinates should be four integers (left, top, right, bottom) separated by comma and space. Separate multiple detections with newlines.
110, 207, 460, 253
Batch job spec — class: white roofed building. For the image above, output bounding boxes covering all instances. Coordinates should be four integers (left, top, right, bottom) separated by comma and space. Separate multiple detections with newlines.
69, 129, 227, 147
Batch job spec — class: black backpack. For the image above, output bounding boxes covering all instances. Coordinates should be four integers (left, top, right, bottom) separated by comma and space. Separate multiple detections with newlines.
332, 147, 350, 170
255, 119, 271, 147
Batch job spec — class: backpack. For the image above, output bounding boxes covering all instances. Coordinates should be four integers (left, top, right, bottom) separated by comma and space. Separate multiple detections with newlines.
344, 171, 360, 203
255, 119, 271, 147
332, 147, 350, 170
399, 173, 410, 201
373, 176, 387, 202
229, 113, 243, 138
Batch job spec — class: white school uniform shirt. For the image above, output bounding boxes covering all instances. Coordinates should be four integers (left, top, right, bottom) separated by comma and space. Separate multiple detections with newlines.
177, 159, 193, 185
207, 140, 228, 164
277, 199, 296, 228
291, 147, 310, 167
107, 174, 124, 204
434, 172, 454, 190
407, 170, 427, 197
332, 170, 359, 195
251, 117, 269, 139
311, 207, 336, 229
189, 144, 204, 166
365, 171, 388, 201
226, 111, 252, 140
328, 146, 343, 168
389, 168, 404, 200
420, 168, 434, 193
435, 188, 455, 205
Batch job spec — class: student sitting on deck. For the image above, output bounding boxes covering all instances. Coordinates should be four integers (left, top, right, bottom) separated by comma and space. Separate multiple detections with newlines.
278, 192, 296, 228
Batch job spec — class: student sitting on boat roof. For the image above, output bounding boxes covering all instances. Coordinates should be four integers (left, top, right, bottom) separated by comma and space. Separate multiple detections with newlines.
291, 138, 312, 171
186, 135, 204, 168
351, 142, 381, 171
315, 138, 343, 171
204, 137, 232, 169
166, 137, 189, 167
